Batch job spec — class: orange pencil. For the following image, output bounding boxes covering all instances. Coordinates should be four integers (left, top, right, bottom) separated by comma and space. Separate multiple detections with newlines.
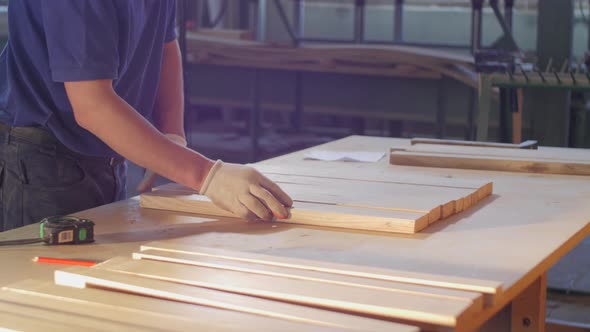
33, 256, 96, 267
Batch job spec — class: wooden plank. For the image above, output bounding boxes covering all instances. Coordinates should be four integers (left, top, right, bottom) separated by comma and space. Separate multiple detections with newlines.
252, 163, 494, 190
140, 190, 430, 234
53, 266, 420, 332
397, 144, 590, 163
389, 150, 590, 176
1, 279, 372, 332
410, 138, 538, 149
95, 257, 479, 328
134, 249, 485, 308
141, 241, 503, 304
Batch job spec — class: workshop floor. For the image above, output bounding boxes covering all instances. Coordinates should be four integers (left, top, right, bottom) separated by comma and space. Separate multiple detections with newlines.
126, 114, 590, 329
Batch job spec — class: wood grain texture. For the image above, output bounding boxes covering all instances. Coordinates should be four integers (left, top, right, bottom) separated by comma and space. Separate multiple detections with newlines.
390, 150, 590, 176
141, 190, 429, 233
134, 249, 485, 307
54, 266, 419, 332
2, 279, 379, 332
141, 241, 503, 304
144, 170, 490, 234
94, 257, 480, 327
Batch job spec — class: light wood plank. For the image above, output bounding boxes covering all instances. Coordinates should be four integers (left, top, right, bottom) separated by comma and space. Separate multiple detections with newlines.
141, 241, 503, 304
140, 190, 430, 234
398, 144, 590, 163
134, 249, 485, 308
53, 266, 420, 332
95, 257, 478, 327
1, 280, 370, 332
389, 150, 590, 176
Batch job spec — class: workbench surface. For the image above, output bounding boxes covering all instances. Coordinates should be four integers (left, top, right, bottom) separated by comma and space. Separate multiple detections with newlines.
1, 136, 589, 331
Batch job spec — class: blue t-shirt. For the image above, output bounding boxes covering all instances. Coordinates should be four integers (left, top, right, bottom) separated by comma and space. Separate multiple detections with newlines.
0, 0, 177, 157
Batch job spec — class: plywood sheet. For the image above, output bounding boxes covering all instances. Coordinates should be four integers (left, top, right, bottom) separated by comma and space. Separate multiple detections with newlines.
53, 266, 419, 332
141, 241, 503, 304
94, 256, 480, 327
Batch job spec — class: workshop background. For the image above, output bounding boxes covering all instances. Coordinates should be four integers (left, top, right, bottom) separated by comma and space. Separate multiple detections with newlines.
0, 0, 588, 328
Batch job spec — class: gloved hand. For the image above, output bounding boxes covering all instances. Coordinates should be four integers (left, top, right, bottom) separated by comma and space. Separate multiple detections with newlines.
136, 133, 187, 193
200, 160, 293, 221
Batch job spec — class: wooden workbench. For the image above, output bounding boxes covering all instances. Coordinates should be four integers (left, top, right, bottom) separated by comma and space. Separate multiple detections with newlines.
1, 136, 589, 331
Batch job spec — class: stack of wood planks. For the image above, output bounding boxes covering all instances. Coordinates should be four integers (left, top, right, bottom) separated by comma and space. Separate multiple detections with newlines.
390, 143, 590, 176
0, 241, 504, 331
186, 33, 477, 87
140, 169, 493, 234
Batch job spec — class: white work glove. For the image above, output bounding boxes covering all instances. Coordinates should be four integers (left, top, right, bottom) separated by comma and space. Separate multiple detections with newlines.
200, 160, 293, 221
136, 133, 187, 193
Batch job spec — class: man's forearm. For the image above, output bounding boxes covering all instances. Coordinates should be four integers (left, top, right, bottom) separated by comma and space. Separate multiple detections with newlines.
65, 80, 213, 191
153, 40, 184, 138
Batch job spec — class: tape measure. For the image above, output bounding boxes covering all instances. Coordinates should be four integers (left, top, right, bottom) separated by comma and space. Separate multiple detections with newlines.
0, 216, 95, 246
40, 216, 95, 245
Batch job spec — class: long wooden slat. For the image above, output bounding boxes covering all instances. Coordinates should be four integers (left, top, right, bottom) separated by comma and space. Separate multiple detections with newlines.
390, 150, 590, 176
141, 241, 503, 304
95, 257, 480, 327
399, 144, 590, 162
134, 249, 484, 308
54, 267, 420, 332
1, 280, 371, 332
140, 190, 430, 233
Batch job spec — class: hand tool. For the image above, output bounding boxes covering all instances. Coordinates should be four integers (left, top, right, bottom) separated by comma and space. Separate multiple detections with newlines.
0, 216, 95, 246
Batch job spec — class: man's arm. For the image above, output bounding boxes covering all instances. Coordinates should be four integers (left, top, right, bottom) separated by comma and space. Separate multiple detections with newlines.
153, 39, 184, 138
64, 79, 214, 192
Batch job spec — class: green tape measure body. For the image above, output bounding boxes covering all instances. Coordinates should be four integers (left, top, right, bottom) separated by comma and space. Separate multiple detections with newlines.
39, 216, 95, 245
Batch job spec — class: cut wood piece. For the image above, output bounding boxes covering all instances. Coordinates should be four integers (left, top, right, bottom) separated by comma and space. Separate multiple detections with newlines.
95, 257, 479, 328
141, 241, 503, 305
410, 138, 538, 149
54, 266, 420, 332
399, 144, 590, 163
252, 164, 492, 190
1, 280, 373, 332
134, 249, 485, 309
390, 150, 590, 176
141, 190, 430, 234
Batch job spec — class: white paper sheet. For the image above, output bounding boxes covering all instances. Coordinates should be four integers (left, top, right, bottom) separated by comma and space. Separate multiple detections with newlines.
303, 150, 385, 163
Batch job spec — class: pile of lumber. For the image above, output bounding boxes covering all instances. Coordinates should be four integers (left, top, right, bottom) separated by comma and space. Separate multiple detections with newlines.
186, 33, 477, 87
140, 169, 492, 234
0, 241, 504, 331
